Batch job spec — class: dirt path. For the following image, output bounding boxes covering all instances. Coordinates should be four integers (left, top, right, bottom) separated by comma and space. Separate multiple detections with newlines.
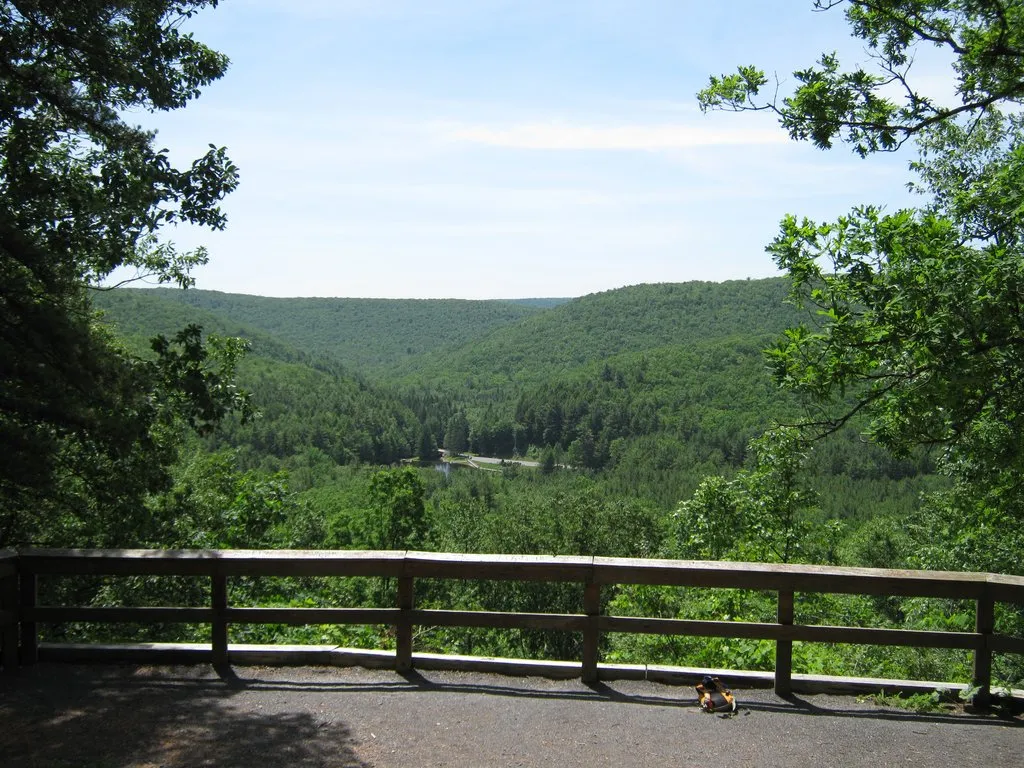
1, 664, 1020, 767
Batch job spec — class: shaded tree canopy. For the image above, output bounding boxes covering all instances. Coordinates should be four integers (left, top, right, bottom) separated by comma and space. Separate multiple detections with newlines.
699, 0, 1024, 570
0, 1, 244, 545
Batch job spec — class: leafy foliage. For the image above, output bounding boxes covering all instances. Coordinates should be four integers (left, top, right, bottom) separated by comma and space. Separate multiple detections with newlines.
0, 1, 245, 545
699, 1, 1024, 155
701, 0, 1024, 575
364, 467, 427, 551
672, 428, 819, 564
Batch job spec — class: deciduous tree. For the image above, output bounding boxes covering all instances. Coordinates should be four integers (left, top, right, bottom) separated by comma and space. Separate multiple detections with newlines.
699, 1, 1024, 571
364, 467, 427, 551
0, 1, 244, 544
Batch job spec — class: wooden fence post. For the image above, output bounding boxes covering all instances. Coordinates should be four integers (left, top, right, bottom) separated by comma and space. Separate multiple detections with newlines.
1, 566, 18, 672
775, 589, 794, 697
972, 594, 994, 708
19, 570, 37, 666
211, 572, 228, 668
582, 582, 600, 683
396, 575, 414, 673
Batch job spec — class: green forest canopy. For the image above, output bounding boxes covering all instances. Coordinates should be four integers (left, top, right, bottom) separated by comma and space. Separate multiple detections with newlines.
0, 1, 248, 545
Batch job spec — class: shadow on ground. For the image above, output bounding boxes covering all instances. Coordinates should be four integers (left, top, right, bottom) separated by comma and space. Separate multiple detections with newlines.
0, 665, 369, 768
2, 664, 1020, 768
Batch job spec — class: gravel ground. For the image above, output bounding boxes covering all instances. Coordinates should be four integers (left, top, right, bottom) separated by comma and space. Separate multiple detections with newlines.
0, 664, 1021, 767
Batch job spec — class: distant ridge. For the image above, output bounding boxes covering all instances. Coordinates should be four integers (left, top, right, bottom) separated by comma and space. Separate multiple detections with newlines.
506, 297, 573, 309
91, 288, 422, 466
94, 279, 799, 384
106, 288, 548, 373
392, 278, 799, 387
91, 277, 934, 514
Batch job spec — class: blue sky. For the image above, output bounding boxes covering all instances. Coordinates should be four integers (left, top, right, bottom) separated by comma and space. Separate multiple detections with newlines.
138, 0, 949, 299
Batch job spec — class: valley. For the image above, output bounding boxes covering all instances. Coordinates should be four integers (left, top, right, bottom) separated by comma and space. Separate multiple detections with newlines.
24, 278, 1007, 687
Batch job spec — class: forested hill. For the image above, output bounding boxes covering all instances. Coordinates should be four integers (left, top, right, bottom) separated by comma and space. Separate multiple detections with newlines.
92, 278, 934, 525
94, 280, 807, 476
92, 287, 310, 364
92, 289, 421, 467
124, 288, 548, 373
102, 280, 797, 384
395, 279, 800, 389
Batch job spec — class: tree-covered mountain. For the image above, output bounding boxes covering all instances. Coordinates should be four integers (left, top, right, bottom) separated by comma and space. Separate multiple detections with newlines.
92, 289, 421, 468
107, 280, 809, 467
90, 280, 848, 476
106, 280, 799, 388
392, 280, 801, 390
94, 280, 934, 516
387, 280, 814, 492
126, 287, 547, 373
92, 288, 310, 364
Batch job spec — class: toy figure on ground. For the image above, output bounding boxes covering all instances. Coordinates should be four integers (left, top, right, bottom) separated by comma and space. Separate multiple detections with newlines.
696, 675, 738, 715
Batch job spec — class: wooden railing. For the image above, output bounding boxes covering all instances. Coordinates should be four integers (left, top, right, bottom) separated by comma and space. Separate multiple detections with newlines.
2, 549, 1023, 704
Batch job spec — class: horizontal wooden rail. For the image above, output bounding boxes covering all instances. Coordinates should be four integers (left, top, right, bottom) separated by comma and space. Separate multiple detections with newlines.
591, 557, 998, 599
227, 607, 399, 625
993, 636, 1024, 655
15, 549, 407, 578
3, 549, 1023, 705
599, 617, 981, 649
15, 549, 1015, 597
410, 609, 587, 632
27, 607, 214, 624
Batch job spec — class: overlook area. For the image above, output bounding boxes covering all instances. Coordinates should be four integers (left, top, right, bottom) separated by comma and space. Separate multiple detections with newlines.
2, 664, 1022, 768
3, 550, 1023, 766
5, 3, 1024, 764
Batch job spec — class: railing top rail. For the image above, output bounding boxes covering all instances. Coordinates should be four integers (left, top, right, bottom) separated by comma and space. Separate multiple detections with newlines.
16, 549, 407, 577
404, 551, 593, 581
19, 548, 404, 560
405, 551, 593, 566
598, 556, 992, 579
12, 549, 1024, 600
592, 556, 1022, 599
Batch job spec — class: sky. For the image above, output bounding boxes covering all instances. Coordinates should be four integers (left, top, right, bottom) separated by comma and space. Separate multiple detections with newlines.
130, 0, 954, 299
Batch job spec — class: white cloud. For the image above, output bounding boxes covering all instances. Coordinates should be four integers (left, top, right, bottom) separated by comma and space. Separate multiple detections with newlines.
437, 119, 788, 151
